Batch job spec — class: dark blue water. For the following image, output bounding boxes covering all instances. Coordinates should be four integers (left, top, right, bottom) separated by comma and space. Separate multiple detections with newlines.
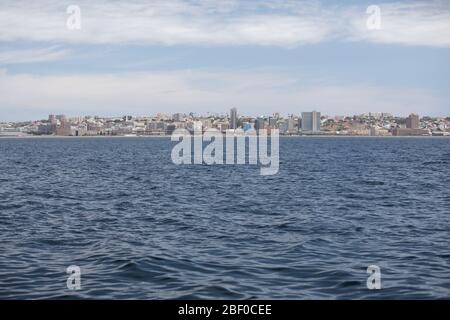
0, 137, 449, 299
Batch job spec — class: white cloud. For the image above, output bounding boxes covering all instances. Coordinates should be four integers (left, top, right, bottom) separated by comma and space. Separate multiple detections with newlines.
0, 0, 331, 46
0, 69, 445, 120
0, 46, 69, 64
0, 0, 448, 47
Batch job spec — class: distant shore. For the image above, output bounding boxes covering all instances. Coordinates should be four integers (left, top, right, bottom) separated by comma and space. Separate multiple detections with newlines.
1, 134, 449, 139
0, 135, 170, 139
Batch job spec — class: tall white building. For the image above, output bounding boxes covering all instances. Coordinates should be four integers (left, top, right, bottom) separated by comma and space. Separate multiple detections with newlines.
230, 107, 238, 129
301, 111, 321, 132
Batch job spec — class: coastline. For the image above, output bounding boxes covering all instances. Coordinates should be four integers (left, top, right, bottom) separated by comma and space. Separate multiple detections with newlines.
0, 135, 171, 139
1, 134, 449, 139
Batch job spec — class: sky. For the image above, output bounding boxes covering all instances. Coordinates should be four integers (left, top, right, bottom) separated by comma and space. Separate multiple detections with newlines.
0, 0, 449, 121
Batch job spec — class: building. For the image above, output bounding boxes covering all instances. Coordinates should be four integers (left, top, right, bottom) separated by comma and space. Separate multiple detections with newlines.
172, 113, 184, 122
217, 122, 230, 132
301, 111, 321, 132
243, 122, 254, 132
201, 118, 212, 129
38, 123, 56, 135
165, 124, 177, 135
230, 107, 238, 129
0, 127, 27, 137
406, 113, 420, 129
393, 128, 429, 136
370, 127, 390, 136
268, 116, 277, 127
278, 120, 288, 134
255, 117, 265, 131
146, 121, 165, 135
56, 125, 73, 136
287, 116, 297, 134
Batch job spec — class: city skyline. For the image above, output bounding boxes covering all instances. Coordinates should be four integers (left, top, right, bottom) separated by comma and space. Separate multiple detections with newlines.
2, 109, 450, 123
0, 0, 450, 121
3, 109, 450, 122
2, 109, 449, 137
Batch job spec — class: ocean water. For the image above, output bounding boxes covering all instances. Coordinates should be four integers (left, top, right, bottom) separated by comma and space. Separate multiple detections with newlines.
0, 137, 449, 299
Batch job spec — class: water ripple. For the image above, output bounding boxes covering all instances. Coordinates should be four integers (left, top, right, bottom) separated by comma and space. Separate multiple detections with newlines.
0, 137, 449, 299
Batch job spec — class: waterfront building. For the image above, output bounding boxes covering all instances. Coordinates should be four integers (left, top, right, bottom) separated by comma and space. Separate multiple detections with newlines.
38, 123, 56, 135
302, 111, 321, 132
230, 108, 238, 129
48, 114, 56, 124
172, 113, 184, 122
268, 116, 277, 127
56, 115, 67, 125
165, 124, 177, 135
278, 120, 288, 134
287, 116, 297, 134
393, 128, 429, 136
406, 113, 420, 129
201, 119, 212, 129
255, 117, 265, 131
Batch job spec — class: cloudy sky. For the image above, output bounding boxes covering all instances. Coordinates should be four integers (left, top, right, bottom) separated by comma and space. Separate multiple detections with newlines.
0, 0, 449, 121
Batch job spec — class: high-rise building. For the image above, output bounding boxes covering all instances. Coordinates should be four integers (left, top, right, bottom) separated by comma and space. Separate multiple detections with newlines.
301, 111, 321, 132
268, 116, 277, 127
48, 114, 56, 123
287, 116, 297, 134
255, 117, 265, 131
230, 107, 238, 129
278, 120, 288, 134
56, 114, 66, 122
406, 113, 420, 129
